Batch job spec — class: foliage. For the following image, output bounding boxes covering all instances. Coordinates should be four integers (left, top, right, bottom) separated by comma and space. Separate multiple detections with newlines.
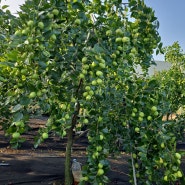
154, 42, 185, 140
164, 41, 185, 68
0, 0, 184, 185
120, 77, 183, 184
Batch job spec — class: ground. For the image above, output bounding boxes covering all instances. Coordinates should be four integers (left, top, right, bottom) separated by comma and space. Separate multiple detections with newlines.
0, 117, 184, 185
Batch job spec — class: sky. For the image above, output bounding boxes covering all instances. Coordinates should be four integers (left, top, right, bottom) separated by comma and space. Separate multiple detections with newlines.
145, 0, 185, 61
1, 0, 185, 61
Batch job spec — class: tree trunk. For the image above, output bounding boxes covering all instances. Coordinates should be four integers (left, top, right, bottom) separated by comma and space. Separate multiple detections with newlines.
65, 81, 82, 185
65, 126, 74, 185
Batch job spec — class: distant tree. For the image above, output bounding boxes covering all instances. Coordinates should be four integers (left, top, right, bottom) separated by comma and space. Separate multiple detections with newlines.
153, 42, 185, 140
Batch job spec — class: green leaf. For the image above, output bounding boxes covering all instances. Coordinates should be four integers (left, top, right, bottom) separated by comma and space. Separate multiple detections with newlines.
0, 34, 6, 40
10, 141, 19, 149
136, 145, 147, 153
102, 128, 109, 134
129, 0, 137, 7
0, 61, 14, 67
0, 76, 5, 82
156, 49, 159, 55
42, 50, 50, 57
102, 175, 109, 183
38, 61, 47, 69
93, 44, 104, 53
6, 50, 18, 61
13, 112, 23, 122
2, 5, 9, 9
72, 2, 84, 11
34, 137, 42, 148
20, 96, 31, 106
18, 138, 26, 143
11, 104, 23, 113
158, 42, 163, 49
78, 181, 85, 185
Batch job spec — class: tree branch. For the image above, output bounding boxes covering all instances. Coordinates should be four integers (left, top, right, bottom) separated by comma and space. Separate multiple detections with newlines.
74, 129, 89, 141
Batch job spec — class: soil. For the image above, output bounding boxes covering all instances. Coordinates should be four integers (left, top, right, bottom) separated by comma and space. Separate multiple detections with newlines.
0, 116, 184, 185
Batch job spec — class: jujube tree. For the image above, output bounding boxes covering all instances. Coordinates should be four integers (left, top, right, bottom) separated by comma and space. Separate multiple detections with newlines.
0, 0, 184, 185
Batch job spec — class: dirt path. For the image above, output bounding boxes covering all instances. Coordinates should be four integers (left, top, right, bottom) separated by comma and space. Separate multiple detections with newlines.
0, 117, 130, 185
0, 117, 184, 185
